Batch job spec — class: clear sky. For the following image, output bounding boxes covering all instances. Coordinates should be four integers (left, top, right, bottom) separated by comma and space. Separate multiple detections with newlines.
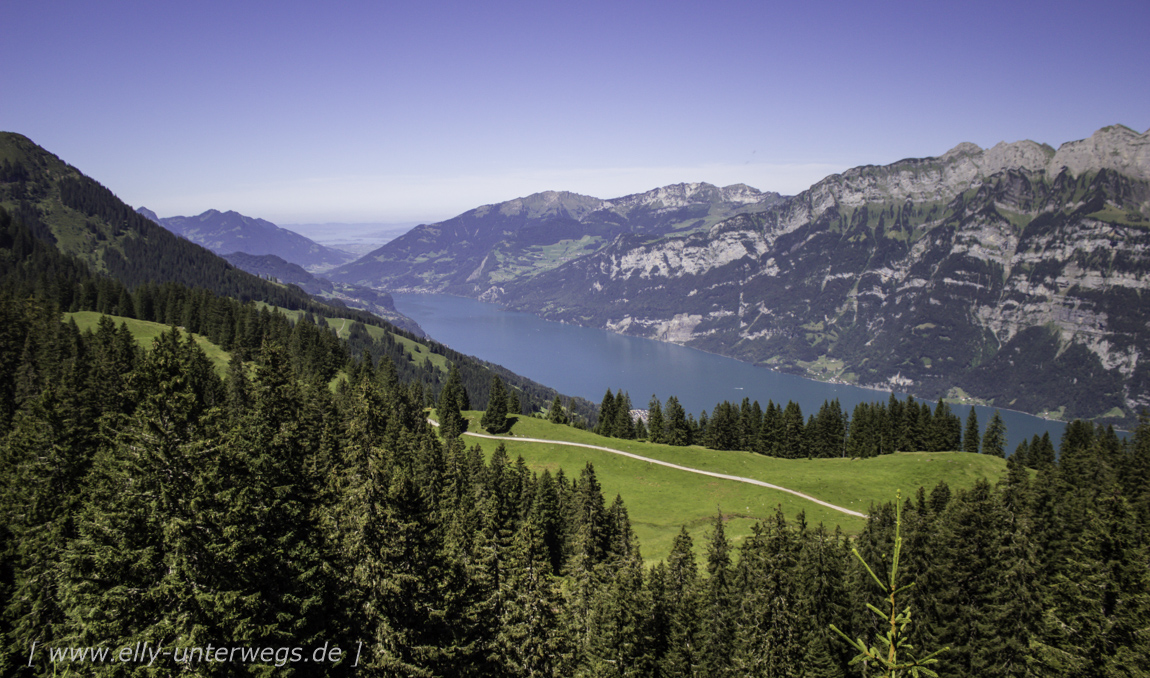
3, 0, 1148, 225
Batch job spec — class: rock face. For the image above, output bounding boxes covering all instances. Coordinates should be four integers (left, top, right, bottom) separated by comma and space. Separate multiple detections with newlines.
327, 183, 785, 293
495, 126, 1150, 427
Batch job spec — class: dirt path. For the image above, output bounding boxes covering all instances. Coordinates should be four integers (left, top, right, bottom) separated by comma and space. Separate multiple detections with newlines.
430, 420, 868, 519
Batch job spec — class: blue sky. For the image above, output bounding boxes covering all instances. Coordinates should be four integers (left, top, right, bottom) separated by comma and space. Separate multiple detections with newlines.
3, 0, 1148, 225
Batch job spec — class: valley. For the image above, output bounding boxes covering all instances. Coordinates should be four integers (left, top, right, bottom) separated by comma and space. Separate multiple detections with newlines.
3, 127, 1148, 677
332, 126, 1150, 430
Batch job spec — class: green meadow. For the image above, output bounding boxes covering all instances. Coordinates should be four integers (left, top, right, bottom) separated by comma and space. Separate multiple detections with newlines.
452, 412, 1009, 563
66, 311, 230, 376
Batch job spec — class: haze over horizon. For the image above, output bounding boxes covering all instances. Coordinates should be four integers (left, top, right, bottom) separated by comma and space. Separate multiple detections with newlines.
4, 0, 1148, 226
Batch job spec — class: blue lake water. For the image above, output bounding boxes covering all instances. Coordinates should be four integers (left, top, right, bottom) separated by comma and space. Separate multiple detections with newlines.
392, 293, 1068, 453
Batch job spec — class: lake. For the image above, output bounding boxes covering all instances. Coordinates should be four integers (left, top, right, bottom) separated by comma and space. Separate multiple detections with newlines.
392, 293, 1068, 453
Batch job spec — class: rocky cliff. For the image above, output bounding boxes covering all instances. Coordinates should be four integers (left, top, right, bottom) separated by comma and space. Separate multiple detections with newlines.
327, 183, 785, 293
494, 126, 1150, 427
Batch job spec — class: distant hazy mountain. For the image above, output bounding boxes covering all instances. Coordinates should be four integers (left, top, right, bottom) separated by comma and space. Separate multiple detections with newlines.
0, 131, 342, 312
492, 125, 1150, 427
327, 183, 785, 293
283, 222, 420, 258
138, 208, 357, 271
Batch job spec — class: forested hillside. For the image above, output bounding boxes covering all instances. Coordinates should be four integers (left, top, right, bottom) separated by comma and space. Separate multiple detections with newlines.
3, 196, 1150, 675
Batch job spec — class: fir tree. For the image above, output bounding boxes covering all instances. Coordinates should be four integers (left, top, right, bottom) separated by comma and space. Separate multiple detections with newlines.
437, 364, 468, 439
664, 396, 690, 446
647, 395, 665, 444
547, 395, 568, 425
963, 407, 981, 455
983, 410, 1006, 457
596, 389, 617, 436
700, 513, 735, 677
482, 375, 510, 434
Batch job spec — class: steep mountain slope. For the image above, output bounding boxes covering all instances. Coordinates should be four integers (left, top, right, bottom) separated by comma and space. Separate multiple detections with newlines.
221, 252, 424, 335
327, 183, 784, 293
495, 125, 1150, 427
0, 131, 597, 420
0, 131, 341, 313
139, 207, 356, 271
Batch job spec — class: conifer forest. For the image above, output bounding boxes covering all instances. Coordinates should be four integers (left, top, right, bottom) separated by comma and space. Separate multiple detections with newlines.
2, 191, 1150, 678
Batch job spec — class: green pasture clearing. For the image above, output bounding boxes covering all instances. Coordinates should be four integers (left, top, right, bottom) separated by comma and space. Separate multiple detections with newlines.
254, 303, 447, 373
66, 311, 230, 376
445, 412, 1007, 563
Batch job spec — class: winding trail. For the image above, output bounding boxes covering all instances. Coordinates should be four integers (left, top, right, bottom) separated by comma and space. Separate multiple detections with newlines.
431, 420, 868, 519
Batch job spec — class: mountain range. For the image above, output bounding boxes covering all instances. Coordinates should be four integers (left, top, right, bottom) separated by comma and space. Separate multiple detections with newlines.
138, 207, 357, 271
0, 130, 594, 419
328, 183, 785, 293
329, 125, 1150, 428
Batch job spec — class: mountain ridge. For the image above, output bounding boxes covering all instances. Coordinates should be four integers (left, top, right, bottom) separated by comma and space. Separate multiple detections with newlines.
477, 125, 1150, 428
139, 207, 357, 271
328, 181, 785, 293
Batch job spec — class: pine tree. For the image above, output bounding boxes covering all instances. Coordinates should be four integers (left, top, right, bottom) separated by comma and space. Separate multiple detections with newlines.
547, 395, 568, 425
700, 512, 735, 677
507, 387, 521, 416
665, 396, 690, 446
2, 386, 93, 669
781, 401, 805, 458
831, 492, 948, 677
438, 364, 468, 439
482, 375, 510, 433
647, 395, 665, 444
611, 391, 636, 440
596, 389, 617, 436
963, 407, 981, 455
582, 551, 652, 677
496, 518, 570, 677
656, 527, 702, 676
982, 410, 1006, 457
61, 328, 235, 673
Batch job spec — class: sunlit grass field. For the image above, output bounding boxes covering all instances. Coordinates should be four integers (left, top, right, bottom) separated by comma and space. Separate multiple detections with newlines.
451, 412, 1008, 563
66, 311, 230, 376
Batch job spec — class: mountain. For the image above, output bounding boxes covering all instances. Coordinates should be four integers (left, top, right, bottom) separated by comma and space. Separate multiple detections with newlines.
487, 125, 1150, 428
0, 130, 597, 420
139, 207, 357, 271
221, 251, 425, 335
0, 131, 355, 313
327, 183, 785, 293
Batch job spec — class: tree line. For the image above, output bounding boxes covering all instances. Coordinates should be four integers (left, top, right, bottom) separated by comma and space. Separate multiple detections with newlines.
3, 308, 1147, 676
3, 199, 1148, 676
577, 388, 1021, 459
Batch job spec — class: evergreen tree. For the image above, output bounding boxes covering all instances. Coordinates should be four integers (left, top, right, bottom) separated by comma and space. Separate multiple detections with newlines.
656, 527, 702, 676
61, 328, 236, 674
781, 401, 805, 458
647, 395, 665, 444
547, 395, 568, 425
611, 391, 636, 440
964, 407, 981, 455
482, 375, 510, 434
582, 553, 652, 677
596, 389, 617, 436
496, 518, 570, 677
437, 365, 467, 439
700, 513, 735, 677
664, 396, 690, 446
983, 410, 1006, 457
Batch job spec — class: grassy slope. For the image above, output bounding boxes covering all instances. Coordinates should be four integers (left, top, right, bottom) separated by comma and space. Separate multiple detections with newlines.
258, 302, 448, 373
66, 312, 230, 376
452, 412, 1008, 563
